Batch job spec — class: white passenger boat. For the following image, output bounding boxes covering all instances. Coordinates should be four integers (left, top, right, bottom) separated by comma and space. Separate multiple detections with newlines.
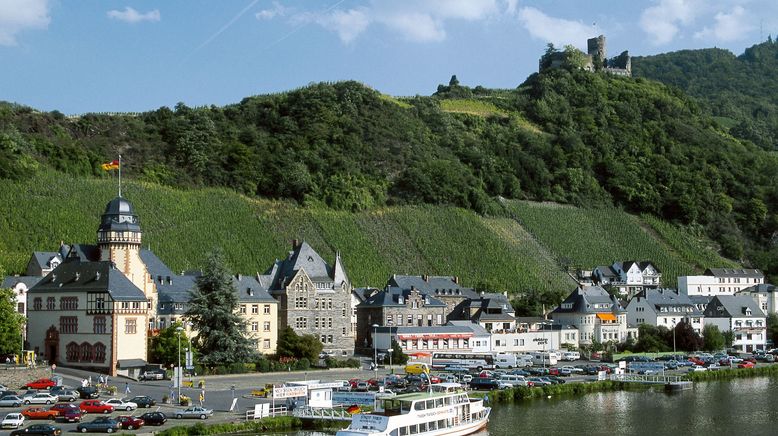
336, 383, 490, 436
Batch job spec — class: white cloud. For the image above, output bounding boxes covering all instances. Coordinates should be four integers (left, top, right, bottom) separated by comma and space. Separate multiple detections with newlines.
257, 1, 286, 20
516, 7, 592, 48
107, 6, 161, 24
694, 6, 753, 42
640, 0, 698, 45
0, 0, 50, 46
315, 8, 371, 44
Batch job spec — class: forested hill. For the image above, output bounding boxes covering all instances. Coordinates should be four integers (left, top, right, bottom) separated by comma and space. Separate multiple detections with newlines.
1, 67, 778, 282
632, 39, 778, 151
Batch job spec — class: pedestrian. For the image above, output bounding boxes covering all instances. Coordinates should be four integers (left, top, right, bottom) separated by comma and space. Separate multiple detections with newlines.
169, 384, 175, 404
88, 376, 92, 386
199, 391, 205, 406
105, 375, 110, 387
124, 382, 131, 395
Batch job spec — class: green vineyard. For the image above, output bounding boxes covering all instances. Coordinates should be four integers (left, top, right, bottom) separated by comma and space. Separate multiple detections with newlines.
0, 171, 735, 294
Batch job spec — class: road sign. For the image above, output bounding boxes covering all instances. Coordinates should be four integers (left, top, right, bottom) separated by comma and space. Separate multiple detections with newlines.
185, 350, 193, 368
273, 385, 307, 399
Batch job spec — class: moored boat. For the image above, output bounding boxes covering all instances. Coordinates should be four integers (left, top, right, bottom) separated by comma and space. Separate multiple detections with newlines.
336, 383, 490, 436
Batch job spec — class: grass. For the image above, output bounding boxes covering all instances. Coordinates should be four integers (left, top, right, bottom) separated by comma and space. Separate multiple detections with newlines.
439, 99, 509, 118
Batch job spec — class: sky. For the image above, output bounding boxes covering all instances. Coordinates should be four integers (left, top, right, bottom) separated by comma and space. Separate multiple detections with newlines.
1, 0, 776, 114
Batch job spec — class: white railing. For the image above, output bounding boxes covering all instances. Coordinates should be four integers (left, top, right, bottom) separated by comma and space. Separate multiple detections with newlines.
293, 407, 353, 421
610, 373, 686, 384
245, 405, 287, 420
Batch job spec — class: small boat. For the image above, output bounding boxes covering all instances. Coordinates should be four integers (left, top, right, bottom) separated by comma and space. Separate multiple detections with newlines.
336, 383, 490, 436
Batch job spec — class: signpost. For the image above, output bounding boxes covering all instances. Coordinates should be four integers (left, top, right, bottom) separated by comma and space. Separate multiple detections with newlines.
185, 350, 193, 370
272, 385, 308, 399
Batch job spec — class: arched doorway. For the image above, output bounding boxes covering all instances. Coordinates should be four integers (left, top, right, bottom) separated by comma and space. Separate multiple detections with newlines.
45, 326, 59, 365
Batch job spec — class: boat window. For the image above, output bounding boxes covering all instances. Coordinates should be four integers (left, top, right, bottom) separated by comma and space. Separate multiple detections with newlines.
415, 401, 425, 411
420, 423, 428, 432
438, 419, 446, 429
429, 421, 438, 431
384, 400, 402, 415
390, 430, 398, 436
434, 398, 444, 408
425, 400, 434, 409
409, 424, 418, 434
399, 427, 408, 436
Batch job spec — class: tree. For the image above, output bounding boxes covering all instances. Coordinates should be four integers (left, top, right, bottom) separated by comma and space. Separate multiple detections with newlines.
767, 314, 778, 345
634, 324, 670, 352
563, 45, 588, 70
722, 330, 735, 350
185, 249, 256, 366
702, 324, 725, 352
449, 75, 460, 87
276, 326, 322, 362
0, 288, 24, 355
148, 322, 194, 367
382, 339, 408, 365
671, 321, 703, 352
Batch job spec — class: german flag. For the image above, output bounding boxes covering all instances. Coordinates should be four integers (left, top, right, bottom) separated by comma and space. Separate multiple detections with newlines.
101, 160, 120, 171
346, 405, 361, 414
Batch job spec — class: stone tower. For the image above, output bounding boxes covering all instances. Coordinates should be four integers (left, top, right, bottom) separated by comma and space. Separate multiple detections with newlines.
97, 197, 156, 308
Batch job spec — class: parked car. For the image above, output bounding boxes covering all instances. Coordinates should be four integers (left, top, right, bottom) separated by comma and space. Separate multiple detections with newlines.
469, 377, 500, 390
76, 387, 99, 400
355, 381, 369, 392
50, 404, 82, 423
527, 377, 551, 386
24, 393, 58, 405
21, 407, 58, 420
10, 423, 61, 435
79, 400, 114, 414
75, 417, 121, 433
138, 411, 167, 426
52, 390, 78, 403
2, 412, 25, 429
175, 406, 213, 420
117, 415, 144, 430
138, 370, 166, 381
688, 366, 707, 372
103, 398, 137, 411
126, 396, 156, 408
0, 396, 23, 407
738, 361, 756, 369
24, 379, 56, 390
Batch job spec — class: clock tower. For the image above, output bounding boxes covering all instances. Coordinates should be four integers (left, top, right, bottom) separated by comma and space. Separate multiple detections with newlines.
97, 196, 156, 303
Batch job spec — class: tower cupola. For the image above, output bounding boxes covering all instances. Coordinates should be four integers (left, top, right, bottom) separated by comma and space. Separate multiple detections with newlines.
97, 196, 141, 245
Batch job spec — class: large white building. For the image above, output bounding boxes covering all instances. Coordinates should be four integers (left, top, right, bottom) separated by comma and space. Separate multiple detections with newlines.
703, 295, 766, 352
550, 286, 630, 345
737, 284, 778, 315
625, 289, 704, 335
679, 268, 764, 297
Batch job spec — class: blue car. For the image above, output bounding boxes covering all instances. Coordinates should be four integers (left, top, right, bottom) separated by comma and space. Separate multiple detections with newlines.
76, 417, 120, 433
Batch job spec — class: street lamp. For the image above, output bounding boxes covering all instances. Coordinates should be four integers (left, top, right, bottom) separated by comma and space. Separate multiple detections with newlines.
387, 348, 394, 374
372, 324, 379, 376
176, 326, 183, 402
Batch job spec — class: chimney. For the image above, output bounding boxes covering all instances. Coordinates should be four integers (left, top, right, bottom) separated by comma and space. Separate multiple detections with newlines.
422, 274, 429, 282
453, 276, 459, 284
95, 272, 100, 281
292, 239, 299, 249
237, 274, 242, 281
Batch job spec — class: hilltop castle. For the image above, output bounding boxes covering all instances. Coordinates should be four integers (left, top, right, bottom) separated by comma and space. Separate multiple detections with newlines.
539, 35, 631, 77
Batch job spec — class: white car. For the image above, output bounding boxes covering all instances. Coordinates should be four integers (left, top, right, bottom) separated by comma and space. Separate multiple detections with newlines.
23, 392, 58, 405
104, 398, 138, 411
1, 413, 24, 429
561, 365, 584, 374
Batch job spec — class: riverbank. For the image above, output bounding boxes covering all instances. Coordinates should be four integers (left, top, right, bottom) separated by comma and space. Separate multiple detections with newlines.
687, 364, 778, 381
470, 380, 651, 404
156, 416, 303, 436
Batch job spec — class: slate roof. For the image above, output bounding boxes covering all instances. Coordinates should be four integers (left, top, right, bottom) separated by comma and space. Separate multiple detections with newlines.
98, 197, 141, 233
551, 286, 625, 315
264, 241, 347, 290
446, 320, 490, 336
234, 275, 275, 303
30, 251, 62, 270
620, 261, 661, 274
705, 268, 763, 278
638, 289, 702, 316
739, 284, 778, 294
593, 266, 618, 279
703, 295, 765, 319
2, 276, 42, 289
376, 323, 484, 335
387, 275, 478, 299
29, 258, 146, 301
61, 244, 101, 262
139, 249, 175, 280
358, 286, 446, 308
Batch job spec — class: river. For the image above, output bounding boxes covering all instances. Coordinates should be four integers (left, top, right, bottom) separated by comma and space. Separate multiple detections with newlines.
281, 377, 778, 436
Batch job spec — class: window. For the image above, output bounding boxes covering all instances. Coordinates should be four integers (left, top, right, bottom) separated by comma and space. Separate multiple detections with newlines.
407, 315, 413, 325
33, 298, 42, 311
343, 327, 347, 335
93, 343, 106, 362
263, 305, 271, 315
263, 321, 271, 332
66, 342, 78, 362
295, 297, 307, 309
125, 318, 137, 334
315, 317, 320, 329
17, 302, 24, 314
295, 317, 307, 329
328, 317, 333, 328
93, 317, 106, 334
327, 335, 333, 343
321, 335, 326, 343
239, 305, 247, 314
327, 299, 333, 310
60, 317, 78, 334
252, 305, 259, 314
79, 342, 92, 361
46, 297, 55, 310
132, 301, 140, 310
251, 322, 259, 332
60, 297, 78, 310
263, 339, 271, 349
159, 318, 166, 329
387, 315, 393, 325
436, 314, 443, 325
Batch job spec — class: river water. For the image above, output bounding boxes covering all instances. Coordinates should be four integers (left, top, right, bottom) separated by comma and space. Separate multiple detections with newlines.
280, 377, 778, 436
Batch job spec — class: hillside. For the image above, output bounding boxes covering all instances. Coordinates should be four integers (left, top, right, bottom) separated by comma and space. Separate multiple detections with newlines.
2, 67, 777, 281
0, 171, 736, 301
632, 40, 778, 150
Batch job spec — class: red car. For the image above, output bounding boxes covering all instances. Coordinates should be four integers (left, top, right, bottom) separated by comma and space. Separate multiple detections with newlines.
22, 406, 58, 420
428, 375, 441, 384
79, 400, 114, 414
50, 404, 81, 423
117, 415, 145, 430
688, 357, 705, 366
24, 379, 56, 390
738, 361, 755, 369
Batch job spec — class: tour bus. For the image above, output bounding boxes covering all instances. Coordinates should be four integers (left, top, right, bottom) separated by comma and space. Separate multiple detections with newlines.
431, 352, 495, 371
493, 353, 532, 369
530, 351, 558, 366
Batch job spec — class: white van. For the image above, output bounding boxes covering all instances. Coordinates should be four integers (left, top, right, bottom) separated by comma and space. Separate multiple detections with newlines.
494, 353, 519, 369
530, 352, 558, 366
562, 351, 581, 361
498, 374, 530, 387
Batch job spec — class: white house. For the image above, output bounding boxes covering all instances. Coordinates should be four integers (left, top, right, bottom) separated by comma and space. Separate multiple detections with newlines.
703, 295, 766, 353
490, 320, 579, 354
550, 286, 629, 345
679, 268, 764, 297
591, 261, 661, 297
373, 322, 491, 356
737, 284, 778, 315
625, 289, 705, 335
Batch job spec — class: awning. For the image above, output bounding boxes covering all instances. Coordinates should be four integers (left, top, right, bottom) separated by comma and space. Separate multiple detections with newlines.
117, 359, 147, 369
596, 313, 617, 321
397, 334, 473, 340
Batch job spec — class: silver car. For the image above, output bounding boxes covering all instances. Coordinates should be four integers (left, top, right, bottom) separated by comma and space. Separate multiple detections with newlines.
23, 392, 58, 405
175, 406, 213, 419
0, 396, 23, 407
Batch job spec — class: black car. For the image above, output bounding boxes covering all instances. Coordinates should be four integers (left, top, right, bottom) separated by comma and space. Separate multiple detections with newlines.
138, 411, 167, 426
128, 395, 156, 408
10, 424, 62, 436
469, 377, 500, 390
76, 386, 100, 399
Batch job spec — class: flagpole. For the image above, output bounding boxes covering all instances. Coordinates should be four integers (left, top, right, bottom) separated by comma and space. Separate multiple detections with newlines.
118, 155, 122, 197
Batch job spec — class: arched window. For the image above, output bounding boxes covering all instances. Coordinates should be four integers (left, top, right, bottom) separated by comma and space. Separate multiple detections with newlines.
79, 342, 92, 362
66, 342, 79, 362
93, 343, 106, 363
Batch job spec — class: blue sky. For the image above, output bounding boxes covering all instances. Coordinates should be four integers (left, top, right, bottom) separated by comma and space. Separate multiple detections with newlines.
1, 0, 776, 114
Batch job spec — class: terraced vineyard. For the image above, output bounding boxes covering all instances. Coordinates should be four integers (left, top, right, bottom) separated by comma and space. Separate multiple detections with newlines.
0, 171, 736, 294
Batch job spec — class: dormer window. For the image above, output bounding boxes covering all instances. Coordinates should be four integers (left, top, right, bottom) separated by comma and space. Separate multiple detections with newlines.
247, 288, 254, 296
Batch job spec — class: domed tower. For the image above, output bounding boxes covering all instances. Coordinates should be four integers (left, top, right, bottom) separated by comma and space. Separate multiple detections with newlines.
97, 196, 156, 304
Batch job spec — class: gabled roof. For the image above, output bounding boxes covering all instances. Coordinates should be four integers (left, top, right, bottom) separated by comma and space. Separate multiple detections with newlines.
2, 276, 42, 289
234, 275, 275, 303
29, 258, 146, 301
387, 275, 478, 299
61, 244, 100, 262
30, 251, 62, 270
139, 249, 175, 279
265, 241, 344, 290
705, 268, 763, 278
446, 320, 490, 336
593, 266, 618, 278
358, 286, 446, 308
551, 286, 625, 315
621, 261, 661, 274
633, 289, 702, 316
739, 283, 778, 294
703, 295, 765, 319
